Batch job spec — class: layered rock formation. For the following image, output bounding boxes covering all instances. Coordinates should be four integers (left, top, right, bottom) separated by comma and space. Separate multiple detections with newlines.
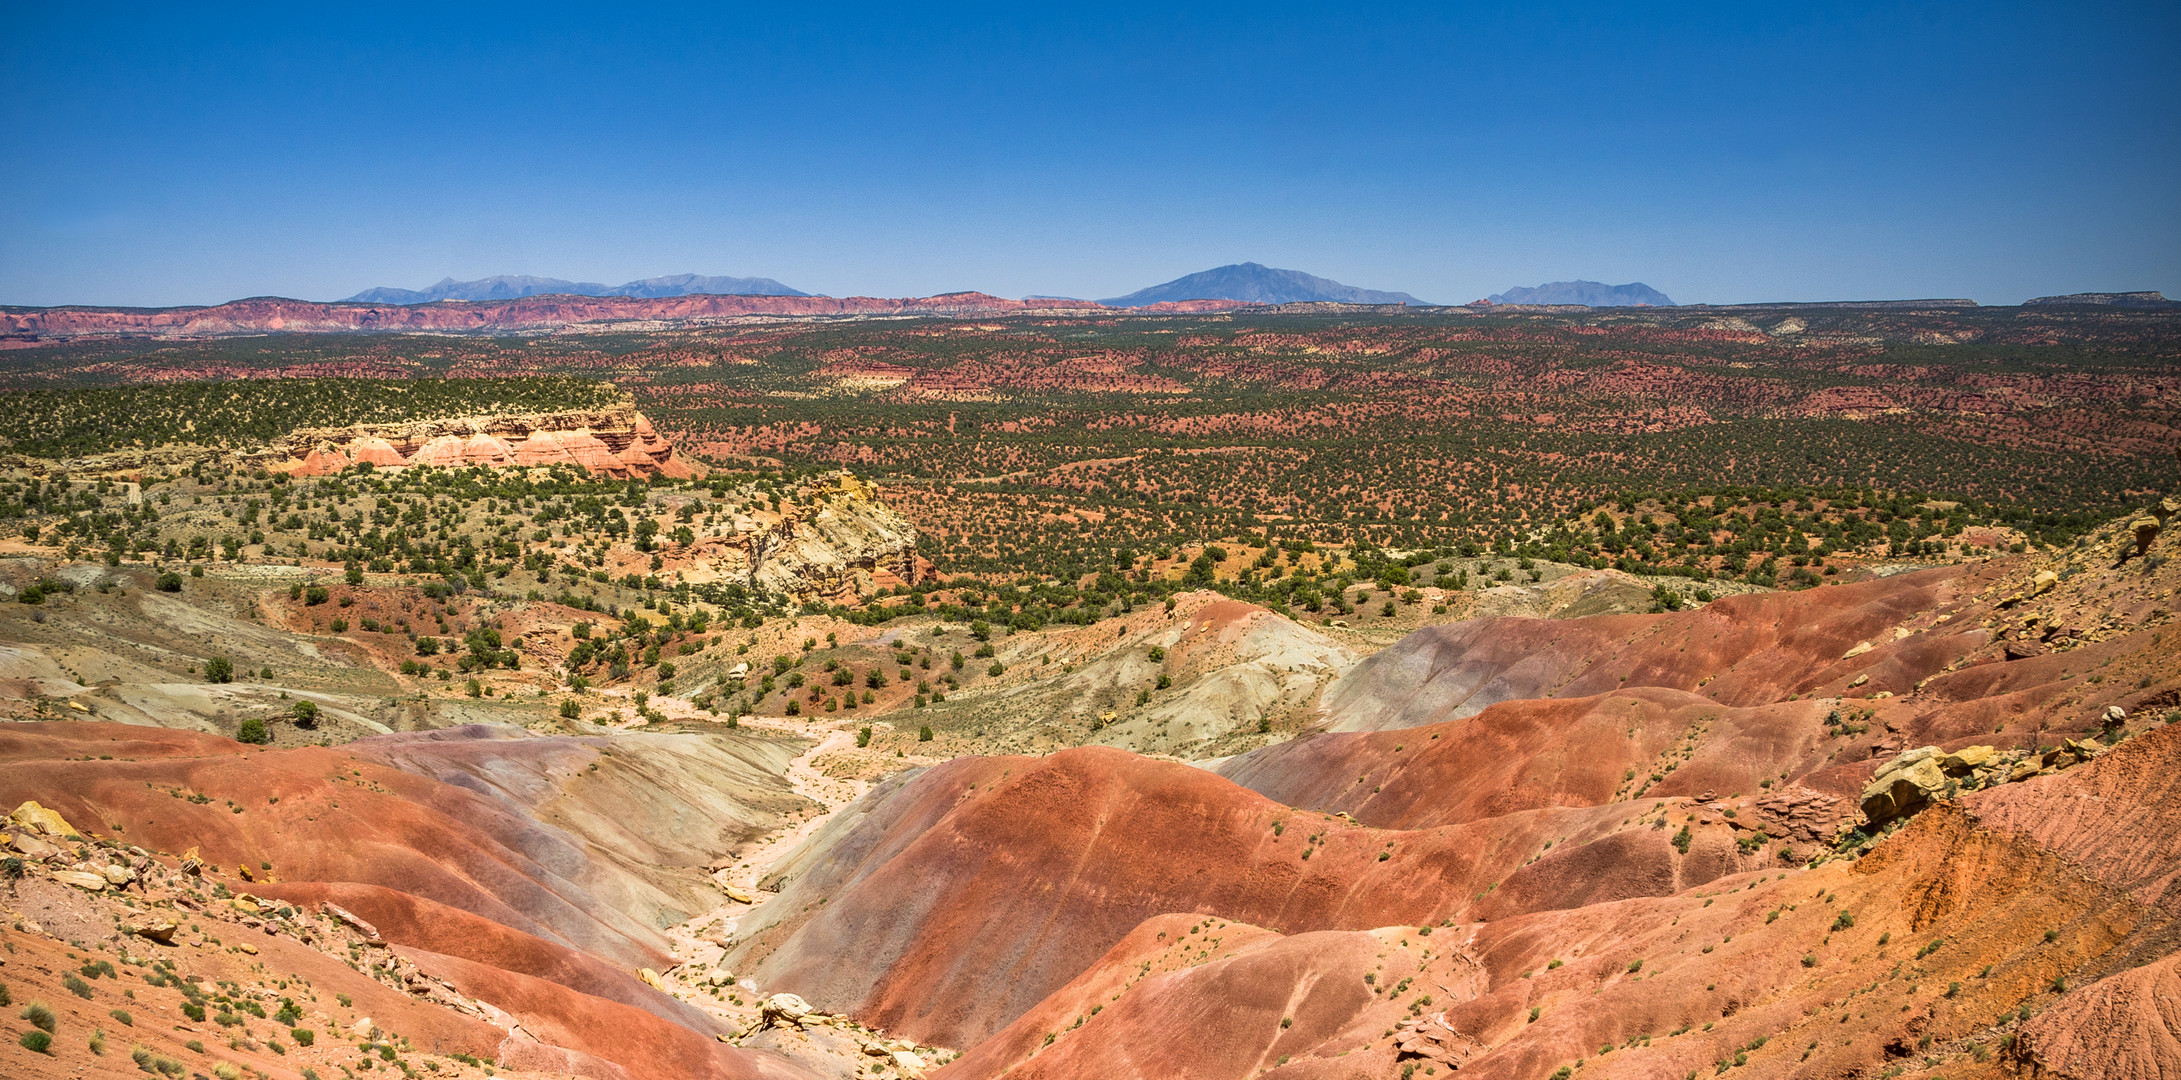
269, 402, 697, 479
675, 474, 925, 603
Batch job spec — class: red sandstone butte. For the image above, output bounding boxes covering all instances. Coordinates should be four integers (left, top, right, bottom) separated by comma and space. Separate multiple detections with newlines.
272, 403, 697, 479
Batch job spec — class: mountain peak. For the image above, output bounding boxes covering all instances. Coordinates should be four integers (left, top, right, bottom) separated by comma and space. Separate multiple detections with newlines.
1485, 280, 1675, 307
344, 273, 810, 305
1101, 263, 1426, 307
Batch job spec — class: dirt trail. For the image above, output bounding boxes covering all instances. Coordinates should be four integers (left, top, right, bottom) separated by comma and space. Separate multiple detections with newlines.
655, 715, 874, 1025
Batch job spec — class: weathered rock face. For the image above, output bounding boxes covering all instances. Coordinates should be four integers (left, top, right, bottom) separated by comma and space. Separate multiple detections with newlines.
676, 474, 925, 603
1861, 740, 2101, 827
269, 403, 696, 479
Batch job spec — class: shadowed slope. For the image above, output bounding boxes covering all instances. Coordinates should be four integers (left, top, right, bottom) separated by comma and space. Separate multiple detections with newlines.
1317, 566, 1977, 733
350, 724, 813, 935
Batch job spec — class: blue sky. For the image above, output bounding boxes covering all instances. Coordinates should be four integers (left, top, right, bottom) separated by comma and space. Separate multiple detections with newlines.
3, 2, 2176, 307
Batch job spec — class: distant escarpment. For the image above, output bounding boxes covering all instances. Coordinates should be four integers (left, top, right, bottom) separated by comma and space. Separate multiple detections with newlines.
271, 402, 697, 479
1, 291, 1249, 344
2023, 290, 2178, 307
1485, 280, 1676, 307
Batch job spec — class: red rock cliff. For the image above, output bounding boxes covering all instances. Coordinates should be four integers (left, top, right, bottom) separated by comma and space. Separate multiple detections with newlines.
270, 403, 697, 479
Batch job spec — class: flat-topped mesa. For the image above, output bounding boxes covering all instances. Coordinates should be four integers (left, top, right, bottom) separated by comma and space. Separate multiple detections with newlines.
270, 403, 697, 479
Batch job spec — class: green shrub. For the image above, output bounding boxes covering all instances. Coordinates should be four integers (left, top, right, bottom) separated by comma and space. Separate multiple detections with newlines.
19, 1029, 52, 1053
205, 656, 233, 683
110, 1008, 133, 1026
23, 1000, 58, 1030
290, 1027, 315, 1047
856, 726, 872, 748
235, 717, 270, 745
918, 725, 933, 741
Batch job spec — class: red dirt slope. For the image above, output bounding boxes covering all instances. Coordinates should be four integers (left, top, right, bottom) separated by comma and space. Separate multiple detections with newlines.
938, 729, 2181, 1079
0, 722, 819, 1080
728, 745, 1781, 1051
1316, 566, 1981, 732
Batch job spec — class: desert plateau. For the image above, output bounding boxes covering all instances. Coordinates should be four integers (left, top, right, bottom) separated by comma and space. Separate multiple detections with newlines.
5, 7, 2178, 1076
0, 292, 2175, 1080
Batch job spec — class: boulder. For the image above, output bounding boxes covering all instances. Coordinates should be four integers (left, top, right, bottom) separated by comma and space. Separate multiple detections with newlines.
8, 831, 60, 860
8, 799, 76, 837
323, 901, 380, 940
2031, 569, 2059, 594
756, 993, 812, 1031
132, 921, 180, 945
2129, 516, 2160, 555
100, 863, 136, 886
52, 869, 109, 891
1940, 745, 1998, 772
1393, 1014, 1486, 1068
725, 886, 756, 904
1861, 744, 1999, 826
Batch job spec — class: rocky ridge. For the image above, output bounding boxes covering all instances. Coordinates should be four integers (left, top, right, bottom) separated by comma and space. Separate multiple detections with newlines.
269, 402, 697, 479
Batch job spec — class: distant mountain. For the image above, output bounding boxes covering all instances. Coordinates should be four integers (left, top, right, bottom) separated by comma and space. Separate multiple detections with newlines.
1100, 263, 1426, 307
344, 273, 810, 304
1487, 280, 1675, 307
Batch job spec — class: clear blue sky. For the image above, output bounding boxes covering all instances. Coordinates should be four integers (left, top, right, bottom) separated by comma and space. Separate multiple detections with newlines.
3, 2, 2176, 307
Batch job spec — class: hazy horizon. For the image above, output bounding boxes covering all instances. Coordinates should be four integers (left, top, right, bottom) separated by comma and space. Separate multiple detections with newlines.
3, 2, 2176, 308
